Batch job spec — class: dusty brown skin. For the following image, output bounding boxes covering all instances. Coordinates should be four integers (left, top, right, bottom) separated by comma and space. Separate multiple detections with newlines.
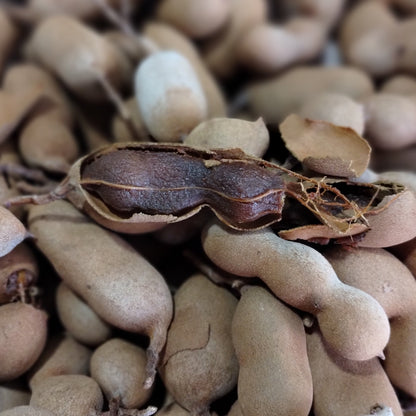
30, 374, 103, 416
0, 302, 48, 382
56, 282, 112, 347
159, 274, 238, 416
90, 338, 152, 409
28, 333, 92, 390
232, 285, 313, 416
28, 200, 173, 389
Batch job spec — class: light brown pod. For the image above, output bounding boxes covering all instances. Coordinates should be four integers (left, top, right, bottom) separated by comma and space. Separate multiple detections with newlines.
3, 63, 73, 127
298, 92, 365, 135
156, 0, 230, 39
381, 75, 416, 96
306, 327, 403, 416
232, 285, 313, 416
30, 374, 103, 416
159, 274, 238, 416
0, 242, 38, 304
202, 0, 268, 78
202, 221, 390, 361
28, 333, 92, 391
0, 302, 48, 382
0, 207, 28, 258
19, 113, 80, 174
0, 406, 56, 416
246, 66, 374, 124
24, 15, 131, 102
237, 19, 326, 74
0, 9, 17, 75
134, 50, 207, 142
184, 117, 269, 157
143, 22, 227, 118
28, 200, 173, 388
56, 282, 112, 347
90, 338, 152, 408
363, 93, 416, 150
0, 380, 30, 411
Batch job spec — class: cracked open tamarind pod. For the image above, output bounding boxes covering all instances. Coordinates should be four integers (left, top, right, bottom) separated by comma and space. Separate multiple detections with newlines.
201, 221, 390, 361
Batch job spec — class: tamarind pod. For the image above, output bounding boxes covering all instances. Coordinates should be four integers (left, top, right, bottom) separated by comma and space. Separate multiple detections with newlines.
28, 200, 173, 389
381, 75, 416, 96
143, 22, 227, 118
202, 221, 390, 361
24, 15, 131, 102
202, 0, 268, 78
0, 302, 48, 382
159, 274, 238, 416
0, 380, 30, 411
56, 282, 112, 347
155, 0, 230, 39
306, 327, 403, 416
0, 406, 56, 416
28, 333, 92, 391
0, 9, 18, 75
30, 374, 103, 416
90, 338, 153, 409
3, 63, 74, 127
183, 117, 269, 157
0, 243, 38, 304
19, 113, 80, 174
391, 236, 416, 277
134, 50, 207, 142
232, 285, 313, 416
245, 66, 374, 124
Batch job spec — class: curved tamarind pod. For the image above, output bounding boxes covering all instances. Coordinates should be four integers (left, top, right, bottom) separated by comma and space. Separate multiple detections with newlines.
5, 143, 406, 237
201, 221, 390, 361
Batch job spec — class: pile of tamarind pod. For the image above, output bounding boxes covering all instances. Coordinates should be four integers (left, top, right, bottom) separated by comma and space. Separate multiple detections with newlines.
2, 0, 416, 415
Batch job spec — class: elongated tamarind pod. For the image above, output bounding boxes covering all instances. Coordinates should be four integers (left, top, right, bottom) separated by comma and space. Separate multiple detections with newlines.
306, 327, 403, 416
232, 285, 313, 416
201, 221, 390, 361
159, 274, 238, 416
28, 200, 173, 388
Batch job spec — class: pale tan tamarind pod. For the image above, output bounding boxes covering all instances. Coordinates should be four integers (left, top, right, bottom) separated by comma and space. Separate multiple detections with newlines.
381, 75, 416, 96
111, 96, 150, 143
18, 113, 80, 174
0, 207, 28, 258
56, 282, 112, 347
143, 22, 226, 118
134, 50, 207, 142
0, 302, 48, 382
245, 66, 374, 124
0, 380, 30, 411
30, 374, 103, 416
306, 327, 403, 416
324, 246, 416, 398
90, 338, 153, 409
236, 18, 326, 74
0, 8, 18, 75
201, 221, 390, 361
159, 274, 238, 416
0, 406, 56, 416
362, 93, 416, 150
28, 200, 173, 389
27, 333, 92, 391
155, 0, 230, 39
232, 285, 313, 416
202, 0, 268, 78
183, 117, 269, 157
3, 63, 74, 127
298, 92, 365, 135
0, 242, 38, 304
24, 15, 132, 102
